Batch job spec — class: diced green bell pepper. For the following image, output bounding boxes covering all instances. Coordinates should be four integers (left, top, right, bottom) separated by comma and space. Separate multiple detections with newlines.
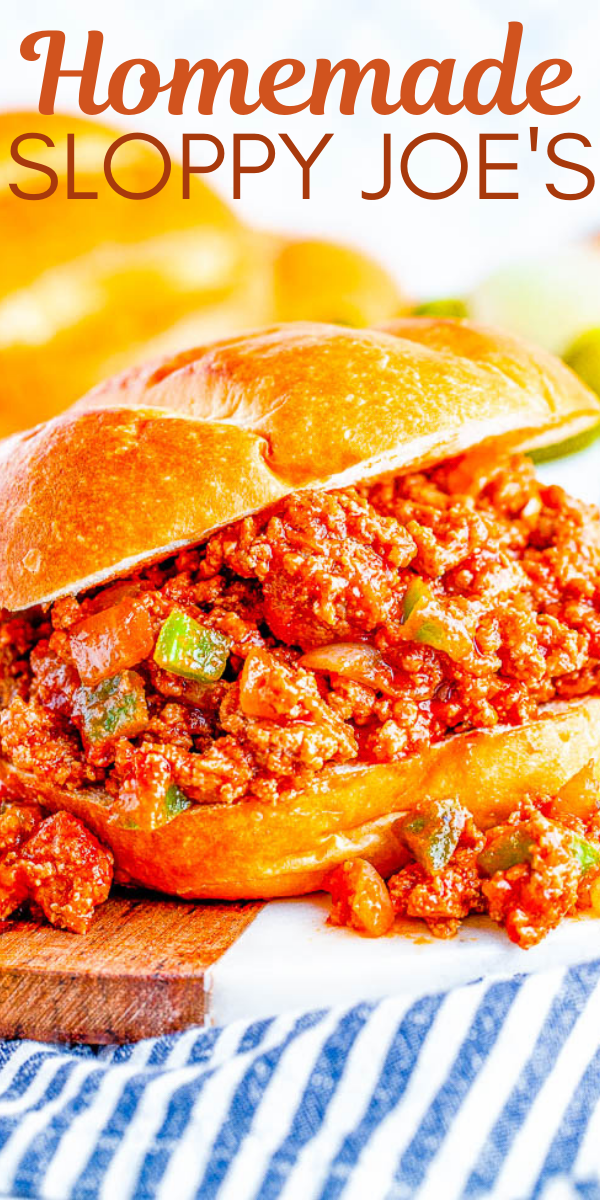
117, 781, 191, 832
402, 579, 430, 622
478, 829, 534, 876
413, 620, 446, 649
164, 783, 191, 820
76, 670, 148, 744
401, 580, 473, 660
401, 581, 446, 650
572, 833, 600, 875
154, 611, 231, 683
397, 798, 465, 874
478, 826, 600, 877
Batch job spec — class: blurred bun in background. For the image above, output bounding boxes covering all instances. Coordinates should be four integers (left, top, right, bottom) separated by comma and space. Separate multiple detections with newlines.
271, 238, 403, 328
0, 113, 404, 435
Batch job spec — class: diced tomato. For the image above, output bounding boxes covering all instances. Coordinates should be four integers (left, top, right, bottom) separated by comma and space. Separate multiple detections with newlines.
116, 749, 191, 832
70, 598, 155, 686
324, 859, 394, 937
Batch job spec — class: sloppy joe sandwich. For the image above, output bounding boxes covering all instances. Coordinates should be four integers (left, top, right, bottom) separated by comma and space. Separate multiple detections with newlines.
1, 318, 600, 947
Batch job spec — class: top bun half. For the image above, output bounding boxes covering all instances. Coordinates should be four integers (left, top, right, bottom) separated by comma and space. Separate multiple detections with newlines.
1, 317, 599, 612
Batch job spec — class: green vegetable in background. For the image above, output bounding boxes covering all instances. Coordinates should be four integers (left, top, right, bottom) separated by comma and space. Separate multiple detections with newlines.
411, 298, 469, 319
527, 327, 600, 463
529, 426, 600, 465
564, 327, 600, 396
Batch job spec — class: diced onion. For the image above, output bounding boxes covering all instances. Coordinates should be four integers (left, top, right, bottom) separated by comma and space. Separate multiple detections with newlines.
401, 583, 473, 662
87, 582, 142, 615
300, 642, 396, 694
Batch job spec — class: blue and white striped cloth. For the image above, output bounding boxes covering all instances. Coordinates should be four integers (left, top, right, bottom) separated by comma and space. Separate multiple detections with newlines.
1, 962, 600, 1198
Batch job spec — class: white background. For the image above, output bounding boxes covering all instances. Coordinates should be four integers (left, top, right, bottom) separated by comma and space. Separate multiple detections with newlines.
2, 0, 600, 297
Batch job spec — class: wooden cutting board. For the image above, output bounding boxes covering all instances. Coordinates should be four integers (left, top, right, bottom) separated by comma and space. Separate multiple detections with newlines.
0, 891, 261, 1044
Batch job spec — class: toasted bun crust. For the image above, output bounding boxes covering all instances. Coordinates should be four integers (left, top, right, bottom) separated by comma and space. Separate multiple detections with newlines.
1, 699, 599, 897
1, 318, 598, 612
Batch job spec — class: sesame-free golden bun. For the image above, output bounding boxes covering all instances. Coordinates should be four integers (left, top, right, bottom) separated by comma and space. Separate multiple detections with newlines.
0, 317, 598, 614
0, 113, 404, 435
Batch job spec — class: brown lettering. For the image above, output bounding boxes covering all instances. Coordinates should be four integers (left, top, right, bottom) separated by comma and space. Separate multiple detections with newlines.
479, 133, 518, 198
20, 29, 108, 116
401, 133, 468, 199
546, 134, 594, 200
233, 134, 275, 199
9, 132, 58, 199
67, 132, 97, 198
182, 134, 225, 198
279, 133, 333, 198
362, 133, 391, 199
105, 133, 171, 198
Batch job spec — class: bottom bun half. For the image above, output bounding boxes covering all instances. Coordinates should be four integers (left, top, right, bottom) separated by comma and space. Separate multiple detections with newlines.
1, 698, 600, 899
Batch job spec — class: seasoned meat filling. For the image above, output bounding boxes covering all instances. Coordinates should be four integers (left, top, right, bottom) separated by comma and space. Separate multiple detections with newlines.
0, 809, 113, 933
1, 450, 600, 830
328, 785, 600, 950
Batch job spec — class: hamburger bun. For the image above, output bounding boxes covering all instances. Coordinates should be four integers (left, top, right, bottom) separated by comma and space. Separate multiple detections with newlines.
0, 318, 598, 612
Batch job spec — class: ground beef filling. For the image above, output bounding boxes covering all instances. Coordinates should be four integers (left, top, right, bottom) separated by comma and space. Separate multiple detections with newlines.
0, 805, 113, 933
1, 450, 600, 829
325, 782, 600, 949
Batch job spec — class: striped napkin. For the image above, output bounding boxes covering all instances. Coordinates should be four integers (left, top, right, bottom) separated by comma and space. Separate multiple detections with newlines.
0, 963, 599, 1199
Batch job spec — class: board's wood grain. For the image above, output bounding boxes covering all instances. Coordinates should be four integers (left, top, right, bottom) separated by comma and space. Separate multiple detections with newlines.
0, 891, 261, 1043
